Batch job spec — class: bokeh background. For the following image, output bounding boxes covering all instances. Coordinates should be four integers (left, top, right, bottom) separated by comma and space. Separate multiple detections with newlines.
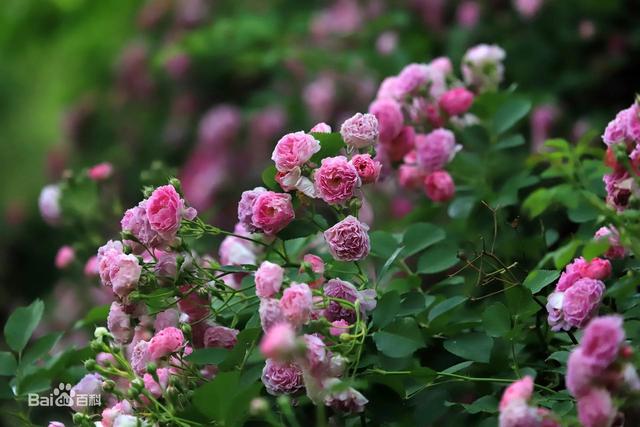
0, 0, 638, 353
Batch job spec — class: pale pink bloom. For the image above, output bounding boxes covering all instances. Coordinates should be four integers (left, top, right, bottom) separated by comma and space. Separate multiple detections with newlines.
369, 99, 403, 143
204, 325, 239, 349
154, 309, 180, 332
340, 113, 379, 148
107, 302, 132, 344
280, 283, 313, 326
415, 129, 460, 172
271, 131, 321, 172
180, 149, 227, 212
70, 373, 103, 412
396, 63, 430, 96
154, 250, 177, 278
238, 187, 267, 232
88, 162, 113, 181
323, 378, 368, 413
577, 388, 616, 427
376, 31, 398, 55
548, 278, 605, 331
259, 298, 285, 332
146, 185, 196, 239
398, 164, 425, 190
301, 334, 330, 377
251, 191, 295, 235
121, 200, 162, 252
197, 105, 241, 149
55, 245, 75, 269
579, 20, 596, 40
275, 167, 316, 198
255, 261, 284, 298
602, 105, 633, 146
456, 1, 480, 28
514, 0, 544, 19
581, 315, 625, 370
101, 400, 133, 427
424, 171, 455, 202
430, 57, 453, 75
462, 44, 506, 91
498, 401, 541, 427
260, 322, 297, 360
143, 368, 170, 398
261, 359, 304, 395
96, 352, 116, 367
130, 339, 149, 375
303, 76, 336, 122
97, 240, 142, 298
376, 76, 402, 100
499, 376, 534, 410
147, 327, 184, 360
350, 154, 381, 184
439, 88, 474, 116
310, 122, 332, 133
39, 184, 62, 225
84, 256, 99, 277
594, 226, 626, 259
330, 320, 350, 336
48, 422, 65, 427
531, 105, 559, 152
314, 156, 360, 205
323, 216, 370, 261
113, 415, 146, 427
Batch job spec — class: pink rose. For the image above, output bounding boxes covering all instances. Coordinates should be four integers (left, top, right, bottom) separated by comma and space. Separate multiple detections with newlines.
261, 359, 304, 395
555, 257, 588, 291
415, 129, 460, 172
424, 171, 455, 202
107, 302, 133, 344
340, 113, 379, 148
314, 156, 360, 205
398, 164, 425, 189
456, 1, 480, 28
330, 319, 350, 336
97, 240, 142, 298
300, 334, 330, 377
101, 400, 133, 427
146, 185, 196, 239
323, 380, 368, 414
130, 340, 149, 375
369, 99, 403, 143
323, 216, 370, 261
581, 315, 625, 370
439, 88, 474, 116
39, 184, 62, 225
301, 254, 325, 288
70, 373, 103, 412
602, 107, 631, 146
260, 322, 297, 360
84, 256, 99, 277
48, 422, 65, 427
271, 131, 320, 172
259, 298, 285, 332
350, 154, 381, 184
514, 0, 544, 19
55, 245, 75, 269
382, 125, 415, 162
558, 278, 605, 330
499, 376, 534, 410
251, 191, 295, 234
204, 325, 239, 349
430, 57, 453, 75
323, 279, 359, 323
579, 257, 612, 281
147, 327, 184, 360
396, 63, 430, 96
280, 283, 313, 326
462, 44, 506, 91
498, 401, 541, 427
255, 261, 284, 298
577, 388, 616, 427
310, 122, 332, 133
143, 368, 170, 398
88, 162, 113, 181
154, 309, 179, 332
594, 226, 626, 259
376, 76, 402, 100
121, 201, 162, 252
238, 187, 267, 232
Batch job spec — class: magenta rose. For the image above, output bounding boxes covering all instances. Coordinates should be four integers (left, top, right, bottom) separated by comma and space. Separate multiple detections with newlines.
251, 191, 295, 234
566, 348, 595, 398
279, 282, 313, 326
324, 216, 370, 261
350, 154, 381, 184
88, 162, 113, 181
577, 388, 616, 427
439, 87, 474, 116
271, 131, 320, 172
204, 325, 239, 349
581, 315, 625, 370
423, 171, 455, 202
261, 359, 304, 395
255, 261, 284, 298
396, 63, 430, 96
415, 128, 460, 172
314, 156, 360, 205
562, 278, 605, 329
340, 113, 379, 148
369, 99, 403, 143
323, 380, 369, 414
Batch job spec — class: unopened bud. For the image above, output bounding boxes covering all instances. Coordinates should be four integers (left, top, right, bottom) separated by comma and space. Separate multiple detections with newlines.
621, 345, 634, 359
250, 397, 269, 416
180, 323, 192, 336
169, 177, 182, 194
102, 379, 116, 392
94, 327, 110, 339
131, 378, 144, 390
84, 359, 97, 371
146, 362, 157, 375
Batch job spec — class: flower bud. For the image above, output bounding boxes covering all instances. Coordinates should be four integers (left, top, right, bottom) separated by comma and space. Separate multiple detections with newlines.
94, 327, 111, 339
146, 362, 157, 375
72, 412, 89, 425
169, 177, 183, 194
131, 377, 144, 390
180, 323, 192, 337
102, 379, 116, 392
250, 397, 269, 416
84, 359, 97, 371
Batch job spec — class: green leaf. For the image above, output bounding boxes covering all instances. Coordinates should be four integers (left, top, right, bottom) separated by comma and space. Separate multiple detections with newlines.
523, 270, 560, 294
553, 241, 580, 269
186, 348, 230, 365
443, 333, 493, 363
492, 134, 525, 150
492, 97, 531, 135
442, 361, 474, 374
372, 292, 401, 330
218, 328, 260, 371
417, 242, 459, 274
260, 164, 279, 190
4, 300, 44, 354
0, 352, 17, 376
402, 223, 445, 257
370, 231, 400, 259
310, 132, 344, 162
522, 188, 554, 218
74, 304, 110, 329
448, 196, 476, 219
378, 246, 405, 280
428, 296, 466, 322
547, 351, 570, 364
373, 318, 424, 358
21, 332, 63, 366
583, 239, 609, 261
277, 219, 318, 240
192, 371, 240, 421
481, 303, 511, 337
450, 395, 498, 414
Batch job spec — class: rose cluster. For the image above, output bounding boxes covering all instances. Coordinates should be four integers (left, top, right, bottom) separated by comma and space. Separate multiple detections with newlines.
368, 44, 506, 204
546, 256, 610, 331
498, 376, 559, 427
566, 316, 640, 427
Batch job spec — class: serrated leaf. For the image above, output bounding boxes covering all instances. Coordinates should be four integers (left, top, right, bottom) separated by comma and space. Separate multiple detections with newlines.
4, 300, 44, 354
523, 270, 560, 294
